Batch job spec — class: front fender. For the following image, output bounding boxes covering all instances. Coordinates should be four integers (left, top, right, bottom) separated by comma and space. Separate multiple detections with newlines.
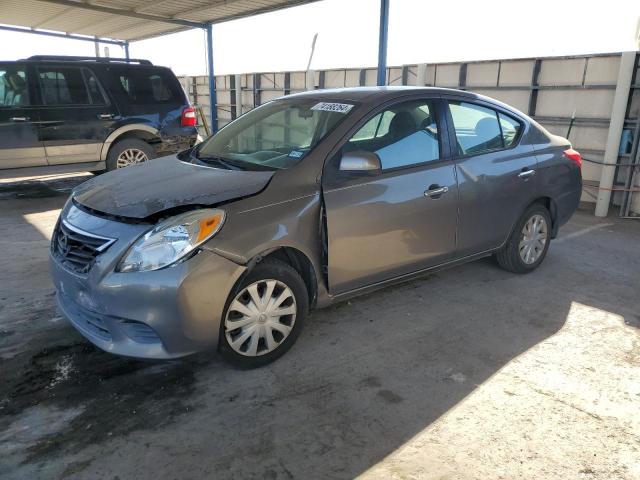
100, 124, 159, 160
202, 194, 325, 292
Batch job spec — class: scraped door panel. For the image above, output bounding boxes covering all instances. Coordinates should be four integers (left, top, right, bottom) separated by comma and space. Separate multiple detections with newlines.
324, 163, 458, 294
0, 63, 46, 169
446, 100, 538, 255
36, 65, 117, 165
0, 110, 45, 169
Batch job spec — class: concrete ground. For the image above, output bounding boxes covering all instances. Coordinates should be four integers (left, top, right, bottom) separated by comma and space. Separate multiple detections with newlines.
1, 174, 639, 480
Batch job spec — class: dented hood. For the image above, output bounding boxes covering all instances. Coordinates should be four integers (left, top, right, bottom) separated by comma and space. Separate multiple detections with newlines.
72, 156, 274, 219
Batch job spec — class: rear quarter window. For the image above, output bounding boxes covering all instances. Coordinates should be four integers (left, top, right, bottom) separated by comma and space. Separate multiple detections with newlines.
498, 112, 522, 147
110, 67, 182, 104
448, 101, 523, 156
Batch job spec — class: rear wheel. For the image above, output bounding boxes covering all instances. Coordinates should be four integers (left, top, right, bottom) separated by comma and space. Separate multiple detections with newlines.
496, 204, 552, 274
219, 259, 308, 368
106, 138, 155, 171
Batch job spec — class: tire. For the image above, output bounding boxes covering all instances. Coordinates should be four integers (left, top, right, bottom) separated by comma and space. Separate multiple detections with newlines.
495, 203, 552, 274
218, 258, 309, 368
106, 138, 155, 171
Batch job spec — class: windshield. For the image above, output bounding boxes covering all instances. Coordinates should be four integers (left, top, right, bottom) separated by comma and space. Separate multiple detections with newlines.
195, 99, 354, 170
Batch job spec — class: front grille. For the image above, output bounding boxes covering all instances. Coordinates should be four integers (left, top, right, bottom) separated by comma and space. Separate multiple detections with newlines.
52, 220, 115, 274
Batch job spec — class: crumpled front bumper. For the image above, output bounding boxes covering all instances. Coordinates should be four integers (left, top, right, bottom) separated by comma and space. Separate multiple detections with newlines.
50, 204, 246, 359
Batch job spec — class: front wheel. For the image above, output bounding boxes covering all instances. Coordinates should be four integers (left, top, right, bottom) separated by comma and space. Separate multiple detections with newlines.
495, 204, 552, 274
218, 259, 308, 368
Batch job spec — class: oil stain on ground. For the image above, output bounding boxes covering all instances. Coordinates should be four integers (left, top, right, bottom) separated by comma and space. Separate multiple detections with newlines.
0, 341, 211, 466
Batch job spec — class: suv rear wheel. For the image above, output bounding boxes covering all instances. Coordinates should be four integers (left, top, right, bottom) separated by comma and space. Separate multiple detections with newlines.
106, 138, 155, 171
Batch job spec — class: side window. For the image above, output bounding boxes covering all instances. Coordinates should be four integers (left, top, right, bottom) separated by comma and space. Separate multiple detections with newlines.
113, 68, 180, 104
345, 99, 440, 170
38, 67, 90, 105
349, 111, 395, 142
149, 74, 172, 101
83, 69, 107, 105
499, 112, 521, 147
0, 66, 30, 107
449, 102, 502, 156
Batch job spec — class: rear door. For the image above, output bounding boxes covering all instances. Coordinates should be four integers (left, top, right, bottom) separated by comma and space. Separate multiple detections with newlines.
322, 97, 459, 294
0, 63, 46, 169
36, 65, 118, 165
445, 98, 537, 255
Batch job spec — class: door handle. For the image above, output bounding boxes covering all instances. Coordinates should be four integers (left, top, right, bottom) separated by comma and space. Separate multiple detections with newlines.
10, 116, 30, 122
97, 113, 115, 119
518, 169, 536, 179
424, 185, 449, 198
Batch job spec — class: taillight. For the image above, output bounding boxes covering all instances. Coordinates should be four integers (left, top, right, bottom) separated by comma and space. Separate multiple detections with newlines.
181, 106, 196, 127
563, 148, 582, 168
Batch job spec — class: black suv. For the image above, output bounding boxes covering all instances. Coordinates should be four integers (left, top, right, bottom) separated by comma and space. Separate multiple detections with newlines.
0, 56, 198, 177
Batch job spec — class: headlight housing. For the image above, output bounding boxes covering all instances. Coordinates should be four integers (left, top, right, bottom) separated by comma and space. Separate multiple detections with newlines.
117, 209, 225, 273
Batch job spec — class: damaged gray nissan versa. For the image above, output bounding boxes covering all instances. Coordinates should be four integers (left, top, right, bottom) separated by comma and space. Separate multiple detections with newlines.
50, 87, 582, 367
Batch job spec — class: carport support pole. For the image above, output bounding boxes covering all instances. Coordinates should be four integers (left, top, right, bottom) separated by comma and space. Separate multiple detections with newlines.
376, 0, 389, 86
594, 51, 636, 217
124, 42, 130, 60
206, 23, 218, 132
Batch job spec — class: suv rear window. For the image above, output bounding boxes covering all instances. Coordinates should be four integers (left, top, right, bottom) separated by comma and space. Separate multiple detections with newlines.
111, 67, 181, 104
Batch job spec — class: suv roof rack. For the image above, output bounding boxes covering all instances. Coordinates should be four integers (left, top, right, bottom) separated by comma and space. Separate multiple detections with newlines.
25, 55, 153, 66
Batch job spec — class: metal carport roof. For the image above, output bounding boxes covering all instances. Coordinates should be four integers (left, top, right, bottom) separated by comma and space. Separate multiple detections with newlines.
0, 0, 322, 42
0, 0, 391, 131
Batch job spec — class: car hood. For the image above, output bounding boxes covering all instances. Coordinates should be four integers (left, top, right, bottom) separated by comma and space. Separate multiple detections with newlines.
72, 156, 274, 219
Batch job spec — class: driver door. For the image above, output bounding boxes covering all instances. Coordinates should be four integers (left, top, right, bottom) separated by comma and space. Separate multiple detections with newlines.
322, 97, 459, 294
0, 63, 46, 169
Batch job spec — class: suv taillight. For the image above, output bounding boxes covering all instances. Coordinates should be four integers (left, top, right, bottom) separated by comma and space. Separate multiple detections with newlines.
181, 107, 197, 127
563, 148, 582, 169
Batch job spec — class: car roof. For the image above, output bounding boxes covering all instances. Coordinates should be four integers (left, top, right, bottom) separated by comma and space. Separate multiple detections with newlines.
284, 86, 477, 102
283, 86, 528, 119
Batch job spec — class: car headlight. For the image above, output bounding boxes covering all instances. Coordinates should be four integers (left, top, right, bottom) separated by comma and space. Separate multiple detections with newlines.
117, 209, 225, 273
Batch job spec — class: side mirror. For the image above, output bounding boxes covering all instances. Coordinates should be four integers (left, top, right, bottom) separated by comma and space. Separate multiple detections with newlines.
339, 151, 382, 175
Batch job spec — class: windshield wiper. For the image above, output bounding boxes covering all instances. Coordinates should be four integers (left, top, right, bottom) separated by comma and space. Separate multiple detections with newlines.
195, 154, 244, 170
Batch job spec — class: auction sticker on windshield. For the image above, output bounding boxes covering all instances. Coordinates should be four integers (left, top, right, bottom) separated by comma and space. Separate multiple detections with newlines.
311, 102, 354, 114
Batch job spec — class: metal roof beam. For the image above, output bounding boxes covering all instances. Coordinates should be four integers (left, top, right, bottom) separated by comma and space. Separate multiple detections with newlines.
36, 0, 207, 28
134, 0, 184, 14
0, 24, 125, 45
70, 14, 141, 36
33, 6, 76, 28
172, 0, 321, 24
96, 21, 182, 40
170, 0, 251, 19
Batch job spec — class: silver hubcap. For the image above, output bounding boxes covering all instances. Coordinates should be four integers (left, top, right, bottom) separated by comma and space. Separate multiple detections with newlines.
224, 279, 297, 357
116, 148, 148, 168
519, 214, 548, 264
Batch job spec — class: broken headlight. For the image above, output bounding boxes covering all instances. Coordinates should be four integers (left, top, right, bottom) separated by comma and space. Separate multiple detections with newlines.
117, 209, 225, 273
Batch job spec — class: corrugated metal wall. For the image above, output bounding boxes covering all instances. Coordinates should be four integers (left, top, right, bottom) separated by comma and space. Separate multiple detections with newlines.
179, 52, 640, 213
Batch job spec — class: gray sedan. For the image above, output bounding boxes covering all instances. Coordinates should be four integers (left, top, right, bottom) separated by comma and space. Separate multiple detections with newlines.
50, 87, 582, 367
